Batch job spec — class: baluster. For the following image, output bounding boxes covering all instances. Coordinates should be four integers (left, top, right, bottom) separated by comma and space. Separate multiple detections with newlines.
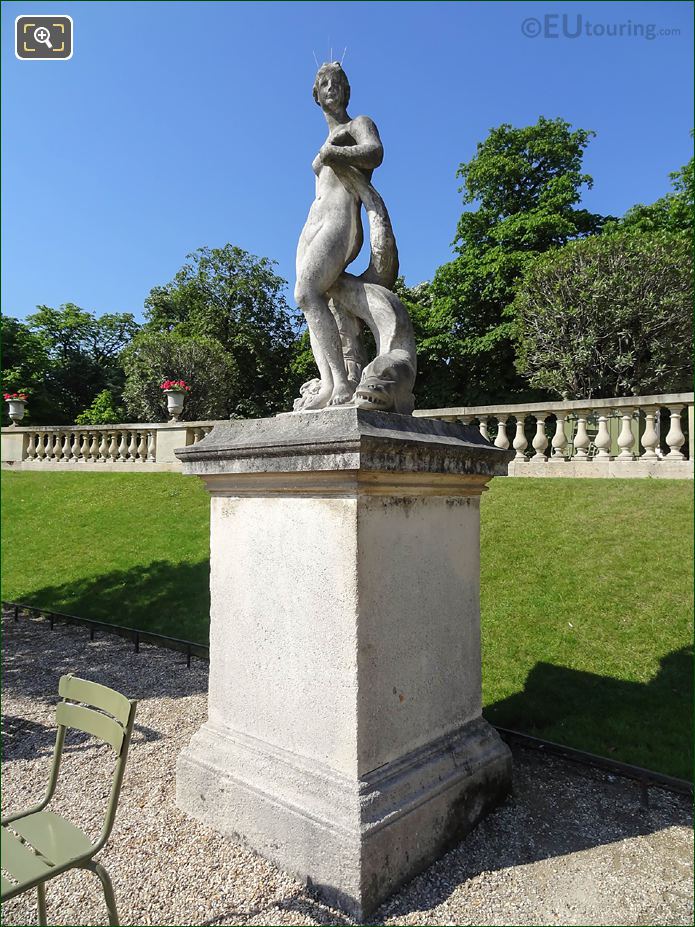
89, 432, 100, 462
70, 432, 81, 461
44, 431, 55, 462
193, 427, 205, 444
147, 431, 156, 462
512, 416, 528, 460
531, 414, 548, 459
109, 431, 119, 462
640, 406, 659, 459
665, 405, 686, 459
550, 414, 568, 460
53, 431, 63, 461
594, 413, 612, 458
98, 431, 109, 462
61, 432, 71, 462
118, 431, 129, 462
573, 412, 591, 459
127, 430, 138, 461
494, 417, 510, 450
616, 409, 636, 459
77, 432, 88, 463
138, 431, 148, 461
26, 432, 38, 461
478, 418, 489, 441
36, 433, 46, 462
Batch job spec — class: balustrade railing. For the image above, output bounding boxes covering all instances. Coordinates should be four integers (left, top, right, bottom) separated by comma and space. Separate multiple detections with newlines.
3, 395, 692, 478
414, 392, 693, 478
2, 422, 215, 471
25, 427, 157, 464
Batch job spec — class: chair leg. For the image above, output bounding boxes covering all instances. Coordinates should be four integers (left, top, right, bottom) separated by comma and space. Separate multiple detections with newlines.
37, 882, 47, 926
82, 861, 120, 926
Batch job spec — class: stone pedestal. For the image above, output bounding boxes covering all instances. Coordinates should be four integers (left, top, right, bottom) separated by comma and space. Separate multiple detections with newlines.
175, 409, 513, 919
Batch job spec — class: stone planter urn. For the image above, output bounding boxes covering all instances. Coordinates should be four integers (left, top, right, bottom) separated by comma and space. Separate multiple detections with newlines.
163, 389, 185, 422
6, 399, 27, 426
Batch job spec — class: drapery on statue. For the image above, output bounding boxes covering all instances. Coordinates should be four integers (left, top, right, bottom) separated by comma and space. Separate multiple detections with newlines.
293, 62, 417, 414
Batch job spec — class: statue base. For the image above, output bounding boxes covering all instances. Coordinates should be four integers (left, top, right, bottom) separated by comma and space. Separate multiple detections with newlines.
175, 409, 513, 919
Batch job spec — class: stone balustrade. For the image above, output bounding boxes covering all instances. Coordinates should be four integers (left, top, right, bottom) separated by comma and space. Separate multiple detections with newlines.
3, 393, 693, 478
414, 392, 694, 478
1, 422, 215, 472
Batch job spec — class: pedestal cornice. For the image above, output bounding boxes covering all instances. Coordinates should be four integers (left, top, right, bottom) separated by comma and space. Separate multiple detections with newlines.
176, 408, 513, 493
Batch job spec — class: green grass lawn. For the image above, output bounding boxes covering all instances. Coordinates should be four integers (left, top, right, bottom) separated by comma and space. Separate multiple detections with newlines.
1, 471, 692, 778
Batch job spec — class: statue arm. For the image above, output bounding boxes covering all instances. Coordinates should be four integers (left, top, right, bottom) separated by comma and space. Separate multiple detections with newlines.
320, 116, 384, 171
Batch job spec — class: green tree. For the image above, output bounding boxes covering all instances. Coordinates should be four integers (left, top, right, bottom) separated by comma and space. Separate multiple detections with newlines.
144, 245, 299, 417
121, 331, 238, 422
610, 153, 694, 236
512, 231, 693, 399
26, 304, 139, 423
427, 117, 608, 405
0, 316, 53, 422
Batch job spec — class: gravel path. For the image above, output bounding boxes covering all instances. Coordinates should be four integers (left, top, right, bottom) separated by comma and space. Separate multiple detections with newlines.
2, 612, 692, 927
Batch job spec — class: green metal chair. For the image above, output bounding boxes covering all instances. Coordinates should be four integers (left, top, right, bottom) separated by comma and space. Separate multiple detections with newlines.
1, 674, 137, 925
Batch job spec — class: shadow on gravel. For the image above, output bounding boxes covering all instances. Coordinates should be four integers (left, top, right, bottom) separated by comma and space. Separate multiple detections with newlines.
2, 607, 208, 765
485, 647, 693, 780
2, 710, 163, 763
2, 612, 692, 926
187, 747, 692, 925
5, 559, 210, 644
367, 743, 692, 923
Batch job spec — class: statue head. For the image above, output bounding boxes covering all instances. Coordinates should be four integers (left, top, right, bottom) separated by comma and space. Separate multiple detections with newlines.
312, 62, 350, 112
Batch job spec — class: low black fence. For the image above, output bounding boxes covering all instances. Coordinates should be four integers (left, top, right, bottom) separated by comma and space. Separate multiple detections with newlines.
4, 601, 208, 667
3, 600, 691, 798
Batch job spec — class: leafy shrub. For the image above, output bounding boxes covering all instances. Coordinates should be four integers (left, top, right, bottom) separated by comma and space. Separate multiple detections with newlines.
75, 390, 125, 425
512, 231, 693, 399
121, 332, 237, 422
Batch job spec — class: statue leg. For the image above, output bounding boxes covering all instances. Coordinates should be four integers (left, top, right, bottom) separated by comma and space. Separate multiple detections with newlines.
294, 284, 353, 410
309, 330, 333, 395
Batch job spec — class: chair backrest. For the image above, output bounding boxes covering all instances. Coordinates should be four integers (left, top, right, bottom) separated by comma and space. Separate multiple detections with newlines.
54, 674, 137, 850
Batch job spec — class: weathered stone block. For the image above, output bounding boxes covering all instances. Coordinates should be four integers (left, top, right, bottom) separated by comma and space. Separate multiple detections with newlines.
175, 409, 513, 918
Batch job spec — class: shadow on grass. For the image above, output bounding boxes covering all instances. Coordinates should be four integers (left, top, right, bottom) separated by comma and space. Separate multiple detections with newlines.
9, 559, 210, 645
484, 647, 693, 780
9, 565, 692, 776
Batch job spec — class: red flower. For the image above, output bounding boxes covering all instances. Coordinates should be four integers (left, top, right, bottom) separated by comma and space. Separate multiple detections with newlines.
160, 379, 191, 393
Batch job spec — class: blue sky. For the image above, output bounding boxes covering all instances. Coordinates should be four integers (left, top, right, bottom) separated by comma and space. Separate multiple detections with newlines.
2, 0, 692, 322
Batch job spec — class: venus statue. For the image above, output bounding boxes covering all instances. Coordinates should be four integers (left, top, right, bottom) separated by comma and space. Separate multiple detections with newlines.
293, 62, 417, 414
175, 62, 512, 920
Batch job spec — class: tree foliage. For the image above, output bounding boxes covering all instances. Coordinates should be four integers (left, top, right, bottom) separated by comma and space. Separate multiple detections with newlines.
612, 153, 694, 236
2, 306, 138, 424
121, 331, 238, 422
144, 245, 299, 417
512, 231, 693, 399
1, 316, 53, 422
426, 117, 608, 405
75, 389, 125, 425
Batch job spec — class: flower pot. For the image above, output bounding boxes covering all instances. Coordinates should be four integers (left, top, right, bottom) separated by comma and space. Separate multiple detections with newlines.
6, 399, 26, 426
164, 389, 185, 422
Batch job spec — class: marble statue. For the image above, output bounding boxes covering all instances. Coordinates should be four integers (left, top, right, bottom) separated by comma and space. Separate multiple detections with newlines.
293, 62, 417, 414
